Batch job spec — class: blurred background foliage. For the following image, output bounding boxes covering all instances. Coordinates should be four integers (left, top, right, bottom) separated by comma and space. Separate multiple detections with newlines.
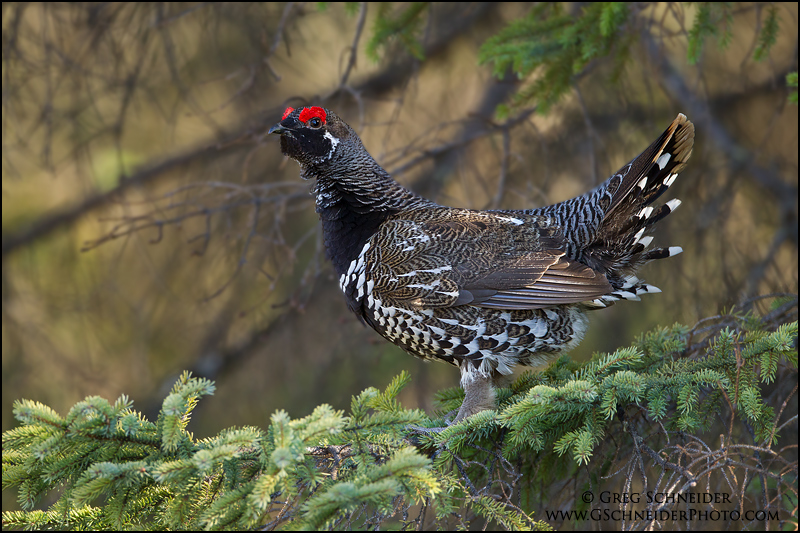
2, 1, 797, 515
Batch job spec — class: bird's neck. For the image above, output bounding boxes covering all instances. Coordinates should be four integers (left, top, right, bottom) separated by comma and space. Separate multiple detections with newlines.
303, 157, 431, 276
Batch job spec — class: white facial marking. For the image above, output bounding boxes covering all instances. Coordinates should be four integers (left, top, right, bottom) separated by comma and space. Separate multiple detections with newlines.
323, 131, 340, 160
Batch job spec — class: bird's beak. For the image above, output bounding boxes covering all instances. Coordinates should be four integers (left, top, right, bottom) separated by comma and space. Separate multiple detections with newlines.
268, 123, 288, 135
269, 115, 301, 136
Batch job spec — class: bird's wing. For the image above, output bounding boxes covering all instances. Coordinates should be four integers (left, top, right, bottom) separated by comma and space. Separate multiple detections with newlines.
367, 209, 611, 310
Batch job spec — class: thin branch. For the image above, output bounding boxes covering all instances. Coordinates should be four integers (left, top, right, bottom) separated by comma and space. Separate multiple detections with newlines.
339, 2, 368, 88
3, 141, 226, 257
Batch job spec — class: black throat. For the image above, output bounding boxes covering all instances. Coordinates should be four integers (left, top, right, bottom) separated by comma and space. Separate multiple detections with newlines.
315, 184, 397, 277
301, 145, 433, 277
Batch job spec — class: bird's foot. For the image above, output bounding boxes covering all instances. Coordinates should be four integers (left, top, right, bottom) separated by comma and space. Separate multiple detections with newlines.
404, 410, 458, 446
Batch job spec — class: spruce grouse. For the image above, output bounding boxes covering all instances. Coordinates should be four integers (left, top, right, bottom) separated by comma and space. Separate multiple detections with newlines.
269, 106, 694, 422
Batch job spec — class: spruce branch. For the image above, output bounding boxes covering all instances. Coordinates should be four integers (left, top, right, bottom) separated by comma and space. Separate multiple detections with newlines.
2, 305, 796, 530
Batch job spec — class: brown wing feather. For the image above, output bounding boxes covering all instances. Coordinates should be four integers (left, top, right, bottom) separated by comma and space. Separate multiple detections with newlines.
370, 210, 612, 311
466, 257, 612, 310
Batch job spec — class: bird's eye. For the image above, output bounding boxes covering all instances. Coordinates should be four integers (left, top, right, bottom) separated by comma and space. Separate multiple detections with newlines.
308, 117, 322, 129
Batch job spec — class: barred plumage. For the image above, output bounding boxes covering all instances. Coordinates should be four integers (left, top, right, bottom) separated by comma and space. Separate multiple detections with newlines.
269, 107, 694, 422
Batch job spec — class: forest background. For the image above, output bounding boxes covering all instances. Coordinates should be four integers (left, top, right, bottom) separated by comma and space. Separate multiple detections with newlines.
2, 2, 797, 527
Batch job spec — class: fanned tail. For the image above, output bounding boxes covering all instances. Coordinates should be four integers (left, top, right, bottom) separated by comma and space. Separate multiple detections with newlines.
585, 114, 695, 307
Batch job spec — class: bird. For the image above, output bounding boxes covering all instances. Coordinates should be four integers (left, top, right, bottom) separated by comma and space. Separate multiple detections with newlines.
268, 106, 694, 423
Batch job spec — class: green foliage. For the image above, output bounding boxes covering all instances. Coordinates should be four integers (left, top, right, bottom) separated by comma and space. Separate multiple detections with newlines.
473, 2, 787, 114
753, 5, 780, 62
428, 316, 796, 479
687, 3, 734, 64
478, 3, 633, 113
366, 3, 429, 61
471, 495, 550, 531
2, 371, 440, 530
3, 315, 797, 530
317, 2, 362, 17
326, 2, 789, 115
788, 72, 798, 104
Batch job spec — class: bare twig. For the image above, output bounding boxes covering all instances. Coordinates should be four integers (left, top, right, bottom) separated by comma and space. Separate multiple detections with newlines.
339, 3, 368, 88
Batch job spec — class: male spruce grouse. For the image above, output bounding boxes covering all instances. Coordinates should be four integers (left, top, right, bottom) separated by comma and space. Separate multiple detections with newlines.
269, 106, 694, 423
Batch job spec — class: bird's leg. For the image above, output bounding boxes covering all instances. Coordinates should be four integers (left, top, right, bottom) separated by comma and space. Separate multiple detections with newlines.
406, 365, 498, 440
452, 364, 497, 423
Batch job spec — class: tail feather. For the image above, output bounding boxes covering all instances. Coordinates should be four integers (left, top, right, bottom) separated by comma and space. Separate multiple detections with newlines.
603, 114, 694, 222
526, 114, 694, 306
586, 114, 694, 279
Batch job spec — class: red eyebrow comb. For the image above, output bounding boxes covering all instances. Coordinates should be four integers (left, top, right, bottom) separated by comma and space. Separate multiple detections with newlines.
298, 106, 327, 124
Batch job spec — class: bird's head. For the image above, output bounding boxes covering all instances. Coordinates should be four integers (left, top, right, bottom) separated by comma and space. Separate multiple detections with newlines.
268, 105, 423, 215
268, 106, 353, 173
